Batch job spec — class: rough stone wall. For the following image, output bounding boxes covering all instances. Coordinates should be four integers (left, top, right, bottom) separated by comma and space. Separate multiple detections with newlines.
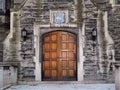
108, 7, 120, 61
19, 0, 76, 81
4, 0, 114, 82
19, 0, 36, 81
83, 0, 114, 82
84, 0, 99, 81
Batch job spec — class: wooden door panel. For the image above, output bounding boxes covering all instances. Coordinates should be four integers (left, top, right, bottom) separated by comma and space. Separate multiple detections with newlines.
68, 70, 74, 76
44, 36, 50, 42
68, 61, 74, 67
44, 70, 50, 77
52, 70, 57, 77
51, 34, 57, 41
44, 52, 50, 59
62, 43, 67, 49
68, 35, 75, 41
44, 43, 50, 50
51, 61, 57, 68
61, 51, 67, 58
42, 31, 77, 81
51, 52, 57, 59
68, 52, 74, 58
62, 34, 67, 41
51, 43, 57, 50
62, 70, 67, 77
62, 61, 67, 67
68, 43, 74, 50
43, 61, 50, 69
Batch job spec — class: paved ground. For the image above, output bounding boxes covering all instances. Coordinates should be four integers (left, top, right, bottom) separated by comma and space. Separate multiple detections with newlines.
5, 84, 115, 90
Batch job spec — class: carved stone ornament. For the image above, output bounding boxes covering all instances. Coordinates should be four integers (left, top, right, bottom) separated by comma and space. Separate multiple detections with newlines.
50, 10, 69, 26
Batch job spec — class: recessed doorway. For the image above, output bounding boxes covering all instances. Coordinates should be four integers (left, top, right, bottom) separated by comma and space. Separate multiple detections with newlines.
42, 31, 77, 81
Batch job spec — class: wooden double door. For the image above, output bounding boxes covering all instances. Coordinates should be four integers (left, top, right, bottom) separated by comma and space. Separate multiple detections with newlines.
42, 31, 77, 81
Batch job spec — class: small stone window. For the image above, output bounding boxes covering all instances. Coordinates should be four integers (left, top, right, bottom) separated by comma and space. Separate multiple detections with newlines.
110, 0, 120, 6
0, 0, 13, 14
0, 0, 4, 9
116, 0, 120, 4
3, 66, 10, 70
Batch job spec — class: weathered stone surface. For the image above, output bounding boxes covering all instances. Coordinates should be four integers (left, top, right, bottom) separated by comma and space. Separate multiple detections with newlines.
18, 0, 77, 80
83, 0, 114, 82
2, 0, 116, 82
108, 8, 120, 61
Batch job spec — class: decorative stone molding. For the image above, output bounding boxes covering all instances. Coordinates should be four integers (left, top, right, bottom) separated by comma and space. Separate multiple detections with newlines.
50, 10, 69, 26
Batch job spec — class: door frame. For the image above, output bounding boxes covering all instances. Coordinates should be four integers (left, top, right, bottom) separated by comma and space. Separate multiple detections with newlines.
33, 24, 84, 82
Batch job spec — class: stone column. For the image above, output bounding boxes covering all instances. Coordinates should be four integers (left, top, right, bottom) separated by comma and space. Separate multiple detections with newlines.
97, 10, 108, 74
113, 62, 120, 90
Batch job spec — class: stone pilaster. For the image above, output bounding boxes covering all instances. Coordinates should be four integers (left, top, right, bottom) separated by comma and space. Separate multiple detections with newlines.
113, 62, 120, 90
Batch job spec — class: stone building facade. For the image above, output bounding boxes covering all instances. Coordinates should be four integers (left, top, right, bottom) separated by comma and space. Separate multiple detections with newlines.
1, 0, 120, 83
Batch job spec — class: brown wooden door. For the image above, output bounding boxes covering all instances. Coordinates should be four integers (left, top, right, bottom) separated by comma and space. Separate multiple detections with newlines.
42, 31, 77, 81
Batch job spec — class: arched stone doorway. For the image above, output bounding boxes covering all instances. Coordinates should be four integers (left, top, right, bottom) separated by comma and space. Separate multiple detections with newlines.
41, 31, 77, 81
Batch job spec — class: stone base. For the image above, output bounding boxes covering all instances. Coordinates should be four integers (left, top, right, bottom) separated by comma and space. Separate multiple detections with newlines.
113, 62, 120, 90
